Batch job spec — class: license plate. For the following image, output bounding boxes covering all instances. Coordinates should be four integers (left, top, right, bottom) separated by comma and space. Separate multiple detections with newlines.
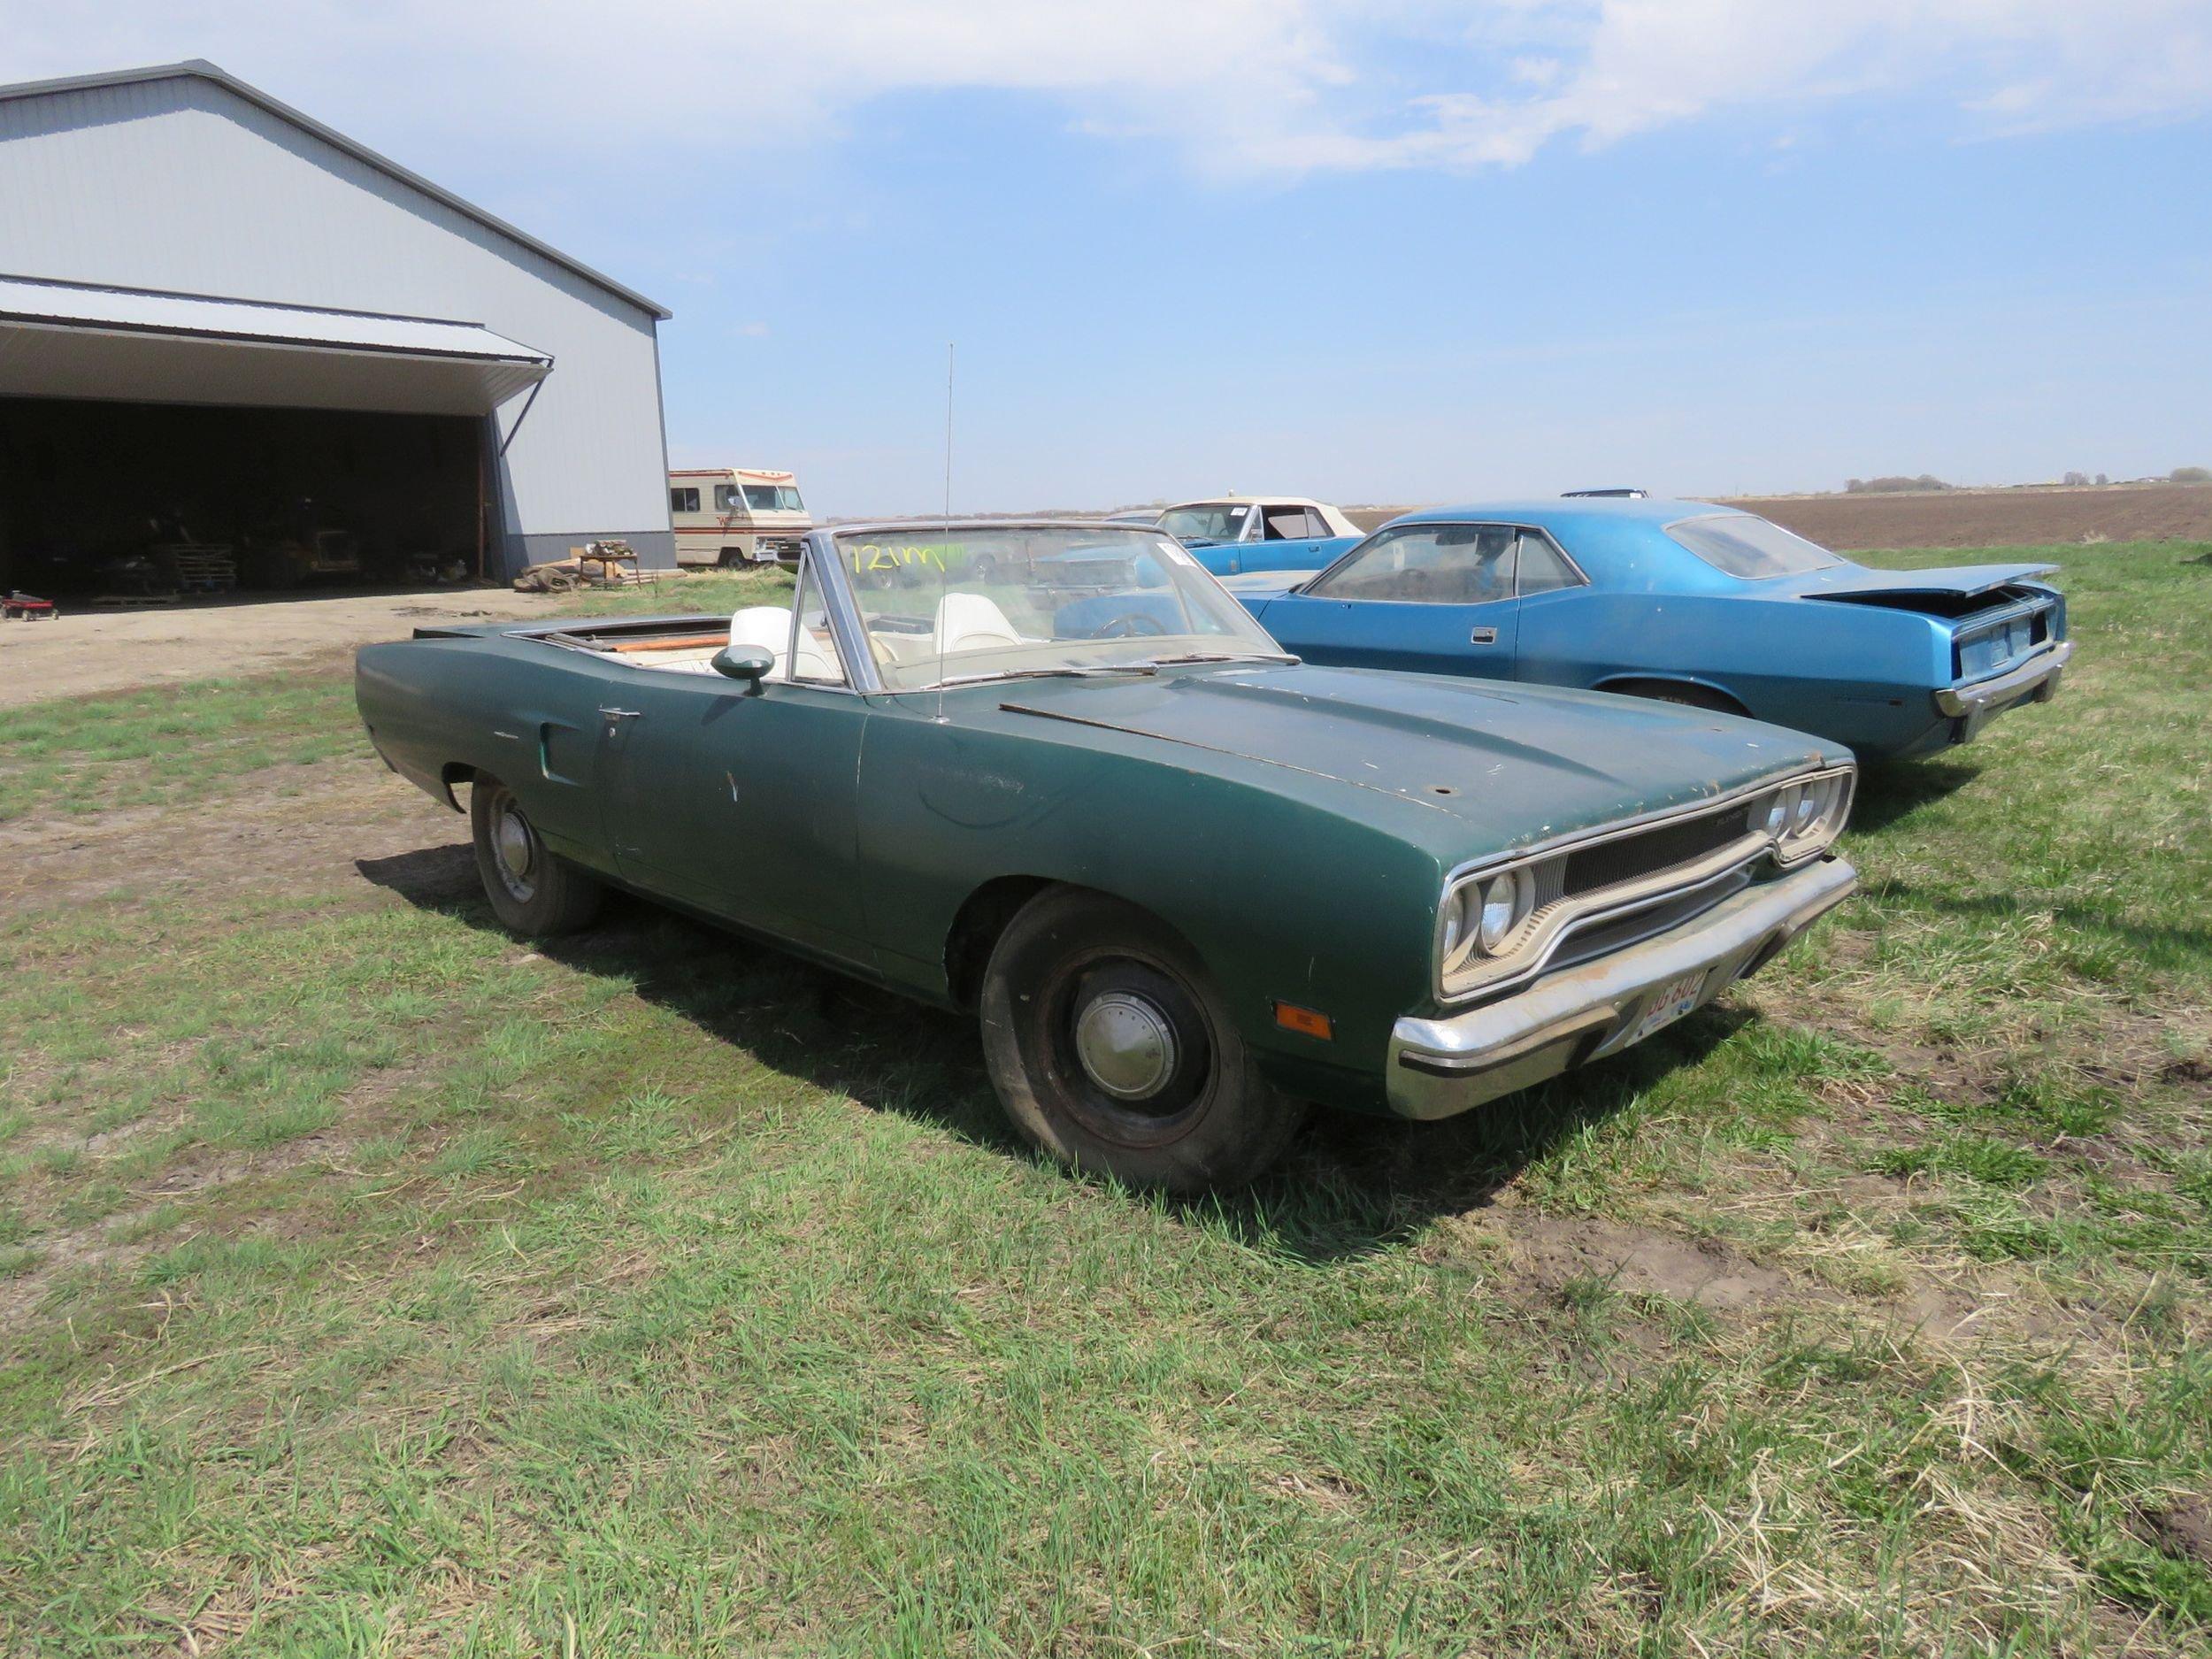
1632, 967, 1710, 1043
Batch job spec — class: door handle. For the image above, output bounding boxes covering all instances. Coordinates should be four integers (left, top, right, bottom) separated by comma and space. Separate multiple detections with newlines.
1469, 626, 1498, 645
599, 706, 641, 721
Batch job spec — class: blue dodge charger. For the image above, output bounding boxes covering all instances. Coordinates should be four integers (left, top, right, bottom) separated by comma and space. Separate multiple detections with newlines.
1214, 497, 2072, 763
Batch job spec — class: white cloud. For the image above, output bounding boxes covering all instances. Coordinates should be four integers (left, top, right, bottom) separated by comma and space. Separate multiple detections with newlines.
1, 0, 2207, 177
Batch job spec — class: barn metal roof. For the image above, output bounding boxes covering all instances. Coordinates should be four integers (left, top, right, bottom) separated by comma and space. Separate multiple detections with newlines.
0, 273, 555, 414
0, 59, 672, 321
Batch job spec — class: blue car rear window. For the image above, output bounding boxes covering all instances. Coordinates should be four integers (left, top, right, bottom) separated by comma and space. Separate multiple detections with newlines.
1666, 514, 1842, 579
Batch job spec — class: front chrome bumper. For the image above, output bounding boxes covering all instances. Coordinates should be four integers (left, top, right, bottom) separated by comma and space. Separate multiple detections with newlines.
1935, 640, 2071, 730
1385, 856, 1857, 1120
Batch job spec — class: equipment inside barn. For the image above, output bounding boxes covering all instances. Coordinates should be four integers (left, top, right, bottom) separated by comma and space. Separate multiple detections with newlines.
0, 397, 488, 600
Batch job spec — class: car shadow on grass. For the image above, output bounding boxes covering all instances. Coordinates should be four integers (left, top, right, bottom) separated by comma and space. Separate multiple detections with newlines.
1870, 882, 2212, 964
1847, 757, 1979, 833
360, 844, 1751, 1265
1208, 1005, 1755, 1263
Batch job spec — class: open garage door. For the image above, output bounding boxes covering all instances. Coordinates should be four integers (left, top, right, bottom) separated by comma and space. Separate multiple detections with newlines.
0, 274, 550, 599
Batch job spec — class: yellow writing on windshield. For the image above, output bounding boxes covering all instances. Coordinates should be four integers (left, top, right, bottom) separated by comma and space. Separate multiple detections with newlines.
846, 541, 962, 574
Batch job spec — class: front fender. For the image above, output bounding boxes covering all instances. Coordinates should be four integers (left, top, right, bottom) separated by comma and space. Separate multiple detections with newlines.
853, 704, 1447, 1107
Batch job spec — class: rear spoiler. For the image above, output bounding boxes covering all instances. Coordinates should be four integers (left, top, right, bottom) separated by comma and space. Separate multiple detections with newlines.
1796, 563, 2058, 606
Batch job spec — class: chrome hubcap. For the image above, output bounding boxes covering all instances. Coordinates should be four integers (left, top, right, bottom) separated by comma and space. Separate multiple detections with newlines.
494, 803, 536, 897
1072, 991, 1179, 1101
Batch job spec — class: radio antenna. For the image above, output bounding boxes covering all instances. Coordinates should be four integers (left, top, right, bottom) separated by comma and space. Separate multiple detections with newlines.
934, 341, 954, 723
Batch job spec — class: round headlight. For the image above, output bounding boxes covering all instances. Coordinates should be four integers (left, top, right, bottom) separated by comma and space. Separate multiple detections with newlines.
1440, 884, 1472, 959
1759, 786, 1795, 839
1793, 786, 1821, 833
1479, 872, 1523, 953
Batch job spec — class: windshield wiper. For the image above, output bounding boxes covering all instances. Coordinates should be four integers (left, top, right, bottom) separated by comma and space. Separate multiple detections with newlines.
1141, 651, 1298, 667
926, 664, 1161, 689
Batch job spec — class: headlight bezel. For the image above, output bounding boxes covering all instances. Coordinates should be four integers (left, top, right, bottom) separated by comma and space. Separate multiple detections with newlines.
1432, 763, 1856, 1001
1748, 766, 1855, 868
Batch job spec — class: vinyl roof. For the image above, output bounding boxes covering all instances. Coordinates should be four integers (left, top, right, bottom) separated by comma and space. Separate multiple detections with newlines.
0, 59, 671, 320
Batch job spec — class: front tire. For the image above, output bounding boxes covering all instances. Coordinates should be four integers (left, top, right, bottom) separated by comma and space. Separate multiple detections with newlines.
978, 889, 1309, 1192
470, 777, 603, 936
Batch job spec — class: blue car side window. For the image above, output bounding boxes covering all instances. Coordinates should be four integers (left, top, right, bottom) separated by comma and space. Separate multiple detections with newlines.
1514, 532, 1581, 595
1306, 524, 1516, 604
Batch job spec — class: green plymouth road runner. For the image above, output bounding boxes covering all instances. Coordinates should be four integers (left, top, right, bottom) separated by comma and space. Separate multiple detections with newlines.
357, 521, 1859, 1190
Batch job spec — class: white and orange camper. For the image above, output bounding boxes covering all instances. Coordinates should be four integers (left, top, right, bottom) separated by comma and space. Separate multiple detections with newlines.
668, 467, 811, 567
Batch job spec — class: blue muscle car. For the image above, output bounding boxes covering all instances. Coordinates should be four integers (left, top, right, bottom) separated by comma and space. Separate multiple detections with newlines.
1127, 496, 1365, 577
1225, 498, 2072, 763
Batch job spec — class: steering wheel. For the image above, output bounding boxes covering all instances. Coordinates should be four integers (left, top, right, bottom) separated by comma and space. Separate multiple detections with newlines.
1397, 567, 1432, 596
1097, 611, 1169, 639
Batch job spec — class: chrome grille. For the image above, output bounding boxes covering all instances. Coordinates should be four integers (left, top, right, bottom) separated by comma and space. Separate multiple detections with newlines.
1562, 807, 1748, 897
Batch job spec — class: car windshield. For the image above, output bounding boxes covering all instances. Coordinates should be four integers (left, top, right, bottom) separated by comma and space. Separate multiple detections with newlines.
1666, 512, 1842, 579
833, 525, 1291, 691
1158, 503, 1252, 545
743, 485, 804, 512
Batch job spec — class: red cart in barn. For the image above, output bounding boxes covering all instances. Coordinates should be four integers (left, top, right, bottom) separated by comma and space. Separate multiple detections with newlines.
3, 591, 58, 621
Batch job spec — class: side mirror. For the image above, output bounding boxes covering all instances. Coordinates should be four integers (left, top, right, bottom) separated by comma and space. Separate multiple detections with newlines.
710, 646, 775, 686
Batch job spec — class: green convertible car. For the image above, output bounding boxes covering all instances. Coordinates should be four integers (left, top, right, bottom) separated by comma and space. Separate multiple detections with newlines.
356, 521, 1859, 1190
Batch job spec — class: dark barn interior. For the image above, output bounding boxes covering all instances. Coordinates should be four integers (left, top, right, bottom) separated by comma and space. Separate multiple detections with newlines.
0, 396, 486, 599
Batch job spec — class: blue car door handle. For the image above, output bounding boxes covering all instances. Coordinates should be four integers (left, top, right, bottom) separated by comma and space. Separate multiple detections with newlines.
1470, 626, 1499, 645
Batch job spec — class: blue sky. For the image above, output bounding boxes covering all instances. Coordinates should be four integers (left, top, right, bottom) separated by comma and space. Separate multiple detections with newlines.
7, 2, 2211, 516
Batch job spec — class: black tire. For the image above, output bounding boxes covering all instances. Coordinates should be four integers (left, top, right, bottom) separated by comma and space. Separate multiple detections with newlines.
718, 548, 746, 569
978, 888, 1309, 1192
470, 777, 603, 936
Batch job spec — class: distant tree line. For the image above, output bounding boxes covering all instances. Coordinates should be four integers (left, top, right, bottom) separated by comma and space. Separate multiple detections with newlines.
1843, 468, 2208, 492
1844, 475, 1951, 494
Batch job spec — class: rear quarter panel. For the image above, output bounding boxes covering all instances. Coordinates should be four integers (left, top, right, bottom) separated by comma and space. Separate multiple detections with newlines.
1514, 589, 1953, 756
355, 636, 624, 872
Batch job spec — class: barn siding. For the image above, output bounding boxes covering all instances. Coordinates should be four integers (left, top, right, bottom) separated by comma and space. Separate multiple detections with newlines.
0, 70, 672, 573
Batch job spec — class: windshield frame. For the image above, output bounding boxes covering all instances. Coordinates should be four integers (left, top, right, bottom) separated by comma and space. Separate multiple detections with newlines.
1158, 501, 1256, 546
742, 483, 805, 513
817, 520, 1294, 695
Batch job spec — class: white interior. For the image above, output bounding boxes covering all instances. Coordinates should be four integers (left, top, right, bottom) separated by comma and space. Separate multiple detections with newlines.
634, 604, 841, 680
631, 591, 1035, 682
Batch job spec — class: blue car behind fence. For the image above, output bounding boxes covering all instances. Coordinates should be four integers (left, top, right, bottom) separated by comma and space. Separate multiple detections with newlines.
1210, 498, 2070, 764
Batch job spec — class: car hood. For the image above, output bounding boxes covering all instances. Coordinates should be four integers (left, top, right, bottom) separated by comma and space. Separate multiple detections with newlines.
988, 664, 1837, 849
1768, 561, 2057, 603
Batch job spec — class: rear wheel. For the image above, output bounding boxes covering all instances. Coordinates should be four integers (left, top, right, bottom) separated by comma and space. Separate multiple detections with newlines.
470, 777, 603, 936
978, 889, 1309, 1192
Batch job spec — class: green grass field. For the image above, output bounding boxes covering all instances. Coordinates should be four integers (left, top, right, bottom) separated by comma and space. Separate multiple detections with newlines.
1, 541, 2206, 1655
